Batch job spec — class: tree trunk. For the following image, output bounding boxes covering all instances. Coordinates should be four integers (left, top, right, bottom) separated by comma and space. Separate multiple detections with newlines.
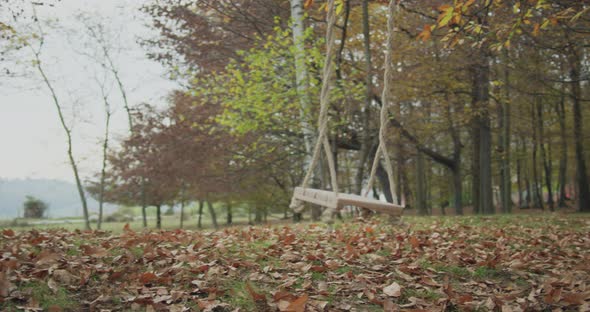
567, 48, 590, 212
206, 200, 218, 229
156, 205, 161, 229
531, 100, 543, 209
226, 201, 232, 225
452, 166, 463, 215
556, 92, 568, 208
141, 179, 147, 228
471, 59, 493, 214
290, 0, 316, 182
537, 99, 554, 211
498, 51, 512, 213
198, 200, 204, 229
255, 205, 263, 223
416, 151, 428, 215
516, 147, 523, 208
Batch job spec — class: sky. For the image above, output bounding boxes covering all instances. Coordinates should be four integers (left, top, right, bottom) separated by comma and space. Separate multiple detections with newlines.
0, 0, 177, 183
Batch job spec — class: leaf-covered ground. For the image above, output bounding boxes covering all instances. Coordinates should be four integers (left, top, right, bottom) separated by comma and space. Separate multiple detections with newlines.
1, 214, 589, 311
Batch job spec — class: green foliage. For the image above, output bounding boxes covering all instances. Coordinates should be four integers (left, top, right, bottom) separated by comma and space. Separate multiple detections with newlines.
191, 25, 351, 136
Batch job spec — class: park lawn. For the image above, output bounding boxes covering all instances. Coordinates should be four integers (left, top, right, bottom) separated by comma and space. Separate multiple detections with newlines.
0, 213, 288, 234
0, 213, 589, 311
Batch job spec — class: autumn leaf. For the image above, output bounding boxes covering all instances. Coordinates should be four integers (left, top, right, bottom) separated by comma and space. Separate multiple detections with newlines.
418, 24, 432, 42
383, 282, 402, 297
0, 271, 11, 297
2, 229, 15, 237
246, 282, 265, 301
438, 6, 455, 27
140, 272, 158, 284
409, 236, 421, 249
303, 0, 313, 9
533, 23, 540, 36
35, 250, 60, 265
285, 294, 308, 312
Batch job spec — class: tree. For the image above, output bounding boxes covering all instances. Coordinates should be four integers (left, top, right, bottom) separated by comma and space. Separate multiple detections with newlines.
23, 195, 48, 219
25, 9, 91, 229
106, 105, 181, 229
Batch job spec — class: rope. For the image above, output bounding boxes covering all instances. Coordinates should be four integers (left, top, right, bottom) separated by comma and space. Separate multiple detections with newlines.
290, 0, 339, 212
364, 0, 398, 203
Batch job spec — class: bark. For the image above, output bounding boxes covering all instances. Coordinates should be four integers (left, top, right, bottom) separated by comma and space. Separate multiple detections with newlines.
156, 205, 161, 229
452, 167, 463, 214
395, 154, 403, 206
206, 200, 218, 229
498, 51, 512, 213
556, 92, 568, 207
290, 0, 321, 221
531, 100, 544, 209
516, 146, 523, 207
524, 140, 532, 208
401, 169, 412, 209
416, 151, 428, 215
290, 0, 314, 179
471, 59, 493, 214
180, 200, 185, 229
255, 205, 263, 223
198, 200, 204, 229
567, 47, 590, 212
179, 186, 186, 229
537, 99, 554, 210
226, 201, 233, 225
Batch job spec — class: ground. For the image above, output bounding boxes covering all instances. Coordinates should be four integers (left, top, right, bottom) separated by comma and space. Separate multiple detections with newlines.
0, 214, 589, 311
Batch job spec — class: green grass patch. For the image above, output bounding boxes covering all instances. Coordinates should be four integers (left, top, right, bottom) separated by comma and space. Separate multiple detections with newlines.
311, 271, 325, 281
222, 280, 257, 310
18, 281, 76, 310
402, 288, 443, 301
473, 266, 503, 279
432, 264, 470, 278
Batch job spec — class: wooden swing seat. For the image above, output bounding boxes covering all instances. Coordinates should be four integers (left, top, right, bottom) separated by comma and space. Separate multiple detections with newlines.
293, 187, 404, 216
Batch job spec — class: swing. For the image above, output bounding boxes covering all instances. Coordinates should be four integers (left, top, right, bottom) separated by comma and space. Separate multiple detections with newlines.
290, 0, 404, 218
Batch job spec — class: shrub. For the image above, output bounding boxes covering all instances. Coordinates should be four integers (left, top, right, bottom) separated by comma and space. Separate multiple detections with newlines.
23, 196, 48, 219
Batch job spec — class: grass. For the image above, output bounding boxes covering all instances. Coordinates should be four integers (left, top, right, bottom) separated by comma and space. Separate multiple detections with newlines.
0, 281, 77, 311
402, 288, 443, 301
222, 280, 257, 310
472, 266, 503, 279
0, 212, 287, 234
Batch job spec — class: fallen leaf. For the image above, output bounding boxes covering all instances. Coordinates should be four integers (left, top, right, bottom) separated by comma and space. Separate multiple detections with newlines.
409, 236, 420, 249
286, 294, 308, 312
140, 272, 158, 284
0, 271, 11, 297
383, 282, 402, 297
562, 292, 584, 305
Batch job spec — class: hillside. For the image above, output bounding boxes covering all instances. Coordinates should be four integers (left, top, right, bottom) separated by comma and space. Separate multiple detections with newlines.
0, 178, 116, 219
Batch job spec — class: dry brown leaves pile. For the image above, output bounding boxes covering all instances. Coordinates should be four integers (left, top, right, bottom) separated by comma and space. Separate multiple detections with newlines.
0, 214, 589, 311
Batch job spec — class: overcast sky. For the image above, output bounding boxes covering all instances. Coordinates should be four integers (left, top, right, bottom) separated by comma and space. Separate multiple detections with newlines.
0, 0, 177, 182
